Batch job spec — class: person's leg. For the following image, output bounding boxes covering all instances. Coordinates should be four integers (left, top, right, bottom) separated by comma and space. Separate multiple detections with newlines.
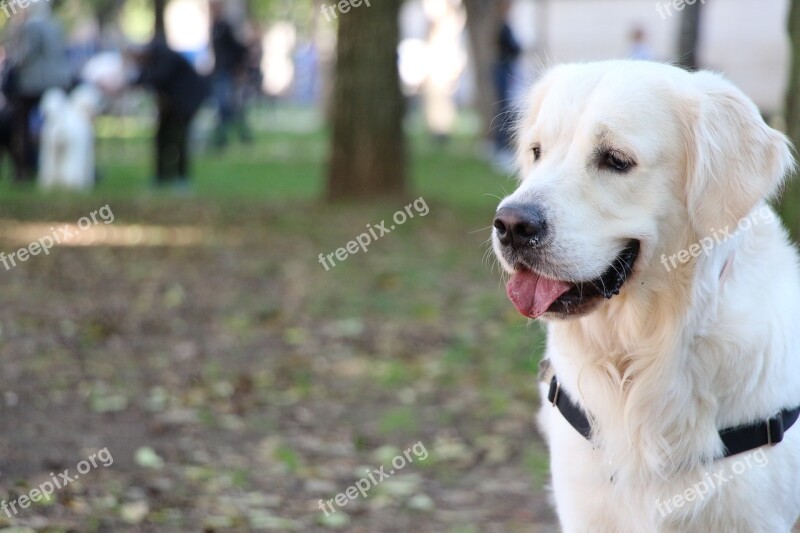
11, 96, 38, 183
213, 72, 234, 149
26, 94, 44, 176
233, 77, 252, 143
176, 113, 192, 181
155, 111, 173, 185
0, 106, 15, 176
155, 114, 165, 184
10, 100, 24, 181
494, 64, 513, 153
163, 112, 184, 184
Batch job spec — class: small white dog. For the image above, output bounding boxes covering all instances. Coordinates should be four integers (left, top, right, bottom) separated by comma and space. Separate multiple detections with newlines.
493, 61, 800, 532
39, 84, 103, 191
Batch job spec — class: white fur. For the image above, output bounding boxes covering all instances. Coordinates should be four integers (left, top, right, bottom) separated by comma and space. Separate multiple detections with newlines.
493, 60, 800, 532
81, 52, 127, 94
39, 84, 102, 191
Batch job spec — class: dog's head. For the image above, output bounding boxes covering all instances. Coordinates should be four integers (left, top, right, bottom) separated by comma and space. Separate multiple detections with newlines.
40, 88, 68, 118
493, 61, 793, 320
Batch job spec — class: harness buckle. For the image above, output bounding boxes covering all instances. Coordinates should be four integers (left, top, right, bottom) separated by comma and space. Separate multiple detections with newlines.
550, 380, 561, 407
767, 414, 785, 446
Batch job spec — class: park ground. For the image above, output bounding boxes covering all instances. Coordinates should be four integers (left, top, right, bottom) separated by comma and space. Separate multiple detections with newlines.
0, 107, 558, 532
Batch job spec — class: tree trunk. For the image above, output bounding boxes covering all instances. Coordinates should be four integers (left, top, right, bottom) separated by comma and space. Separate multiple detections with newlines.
676, 0, 704, 71
94, 0, 126, 29
463, 0, 504, 141
786, 1, 800, 153
781, 0, 800, 236
327, 0, 406, 201
154, 0, 167, 39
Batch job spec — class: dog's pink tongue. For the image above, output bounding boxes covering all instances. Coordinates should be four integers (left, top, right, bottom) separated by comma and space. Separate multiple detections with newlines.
507, 271, 573, 319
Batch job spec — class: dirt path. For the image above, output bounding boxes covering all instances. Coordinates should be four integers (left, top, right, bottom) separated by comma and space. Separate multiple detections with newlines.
0, 203, 558, 532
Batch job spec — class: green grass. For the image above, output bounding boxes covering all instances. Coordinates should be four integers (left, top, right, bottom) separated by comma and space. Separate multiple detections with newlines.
0, 106, 549, 392
0, 107, 514, 214
0, 107, 547, 380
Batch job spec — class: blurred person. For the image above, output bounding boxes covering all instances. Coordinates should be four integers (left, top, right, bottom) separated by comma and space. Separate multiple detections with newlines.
293, 40, 318, 105
241, 21, 264, 108
422, 0, 466, 145
129, 39, 210, 189
492, 0, 521, 168
66, 17, 101, 85
0, 47, 17, 179
629, 27, 654, 60
209, 0, 249, 150
6, 2, 70, 183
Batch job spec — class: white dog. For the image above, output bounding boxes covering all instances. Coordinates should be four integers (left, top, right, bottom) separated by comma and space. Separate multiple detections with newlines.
39, 84, 103, 191
492, 60, 800, 532
81, 52, 127, 94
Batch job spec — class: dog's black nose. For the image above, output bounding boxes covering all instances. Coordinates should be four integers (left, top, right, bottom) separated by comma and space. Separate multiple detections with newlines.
494, 205, 547, 247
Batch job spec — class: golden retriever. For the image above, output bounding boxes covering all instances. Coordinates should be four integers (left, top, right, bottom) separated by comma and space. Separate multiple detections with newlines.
492, 60, 800, 532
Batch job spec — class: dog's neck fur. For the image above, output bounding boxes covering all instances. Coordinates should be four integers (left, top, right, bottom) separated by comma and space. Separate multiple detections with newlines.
547, 208, 781, 480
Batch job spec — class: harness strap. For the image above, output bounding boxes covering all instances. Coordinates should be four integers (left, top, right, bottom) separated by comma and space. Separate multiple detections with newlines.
547, 375, 800, 459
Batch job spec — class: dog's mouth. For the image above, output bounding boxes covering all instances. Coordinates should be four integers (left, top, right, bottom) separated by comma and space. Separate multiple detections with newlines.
506, 240, 641, 319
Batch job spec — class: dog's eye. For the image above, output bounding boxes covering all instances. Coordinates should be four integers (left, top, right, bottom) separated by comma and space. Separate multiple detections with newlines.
532, 145, 542, 161
603, 151, 635, 173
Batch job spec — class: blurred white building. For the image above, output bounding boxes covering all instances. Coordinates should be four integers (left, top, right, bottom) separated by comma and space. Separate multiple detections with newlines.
511, 0, 790, 113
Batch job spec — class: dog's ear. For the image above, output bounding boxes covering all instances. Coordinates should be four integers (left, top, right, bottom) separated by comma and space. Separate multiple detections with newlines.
685, 71, 794, 235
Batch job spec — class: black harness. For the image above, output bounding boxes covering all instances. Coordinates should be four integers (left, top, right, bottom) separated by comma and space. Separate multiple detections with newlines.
547, 375, 800, 458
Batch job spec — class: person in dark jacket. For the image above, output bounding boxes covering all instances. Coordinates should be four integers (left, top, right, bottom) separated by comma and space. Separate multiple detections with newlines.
130, 39, 209, 188
7, 3, 70, 183
493, 0, 521, 159
209, 0, 249, 149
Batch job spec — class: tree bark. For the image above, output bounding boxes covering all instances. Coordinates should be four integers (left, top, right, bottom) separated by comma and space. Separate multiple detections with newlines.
154, 0, 167, 38
463, 0, 504, 141
786, 1, 800, 152
781, 0, 800, 235
327, 0, 407, 201
676, 0, 704, 71
94, 0, 126, 29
